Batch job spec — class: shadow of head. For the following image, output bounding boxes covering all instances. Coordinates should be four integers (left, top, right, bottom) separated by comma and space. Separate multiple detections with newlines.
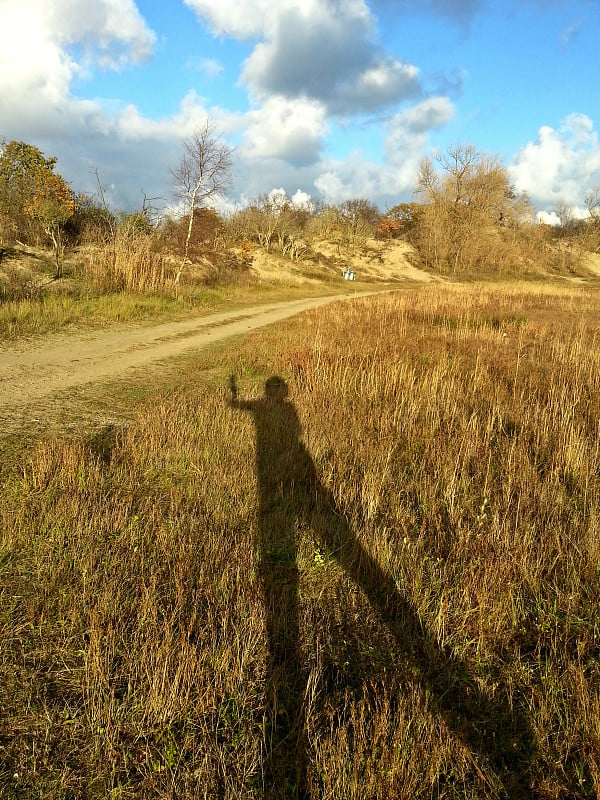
265, 376, 289, 402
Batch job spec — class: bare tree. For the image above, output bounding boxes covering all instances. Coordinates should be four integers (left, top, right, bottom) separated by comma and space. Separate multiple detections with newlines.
582, 189, 600, 252
338, 198, 379, 242
246, 192, 286, 251
171, 120, 232, 277
553, 199, 576, 233
414, 144, 528, 273
437, 144, 479, 204
585, 189, 600, 225
415, 157, 439, 203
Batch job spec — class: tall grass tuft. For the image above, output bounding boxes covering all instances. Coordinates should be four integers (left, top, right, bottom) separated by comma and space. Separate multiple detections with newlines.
83, 230, 174, 294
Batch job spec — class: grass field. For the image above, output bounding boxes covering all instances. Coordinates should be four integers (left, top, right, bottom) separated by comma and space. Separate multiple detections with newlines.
1, 283, 599, 799
0, 279, 355, 342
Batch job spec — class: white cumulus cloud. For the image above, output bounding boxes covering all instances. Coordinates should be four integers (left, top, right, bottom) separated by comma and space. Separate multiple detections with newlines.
0, 3, 244, 210
184, 0, 370, 39
183, 0, 277, 38
0, 0, 155, 106
0, 0, 458, 213
312, 96, 455, 206
314, 150, 407, 205
290, 189, 314, 210
243, 97, 328, 165
187, 0, 421, 115
509, 114, 600, 211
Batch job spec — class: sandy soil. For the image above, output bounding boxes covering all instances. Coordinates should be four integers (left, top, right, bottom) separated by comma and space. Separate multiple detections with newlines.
240, 237, 435, 284
582, 252, 600, 277
307, 238, 435, 283
0, 290, 387, 436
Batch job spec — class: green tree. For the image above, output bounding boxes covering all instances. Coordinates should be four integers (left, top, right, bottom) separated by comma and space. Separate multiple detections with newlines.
0, 140, 56, 241
0, 139, 57, 216
67, 193, 116, 245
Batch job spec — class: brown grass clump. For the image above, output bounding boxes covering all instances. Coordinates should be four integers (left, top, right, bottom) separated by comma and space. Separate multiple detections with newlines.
1, 283, 600, 798
83, 230, 173, 294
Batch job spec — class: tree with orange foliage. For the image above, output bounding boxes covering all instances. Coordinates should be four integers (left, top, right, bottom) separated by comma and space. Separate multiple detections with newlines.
24, 170, 76, 277
1, 139, 76, 276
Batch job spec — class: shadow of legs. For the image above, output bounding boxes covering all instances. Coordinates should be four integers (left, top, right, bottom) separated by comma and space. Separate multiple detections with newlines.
261, 539, 307, 799
309, 497, 537, 798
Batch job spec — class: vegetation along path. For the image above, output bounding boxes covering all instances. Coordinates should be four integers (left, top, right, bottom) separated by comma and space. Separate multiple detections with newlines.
0, 290, 386, 432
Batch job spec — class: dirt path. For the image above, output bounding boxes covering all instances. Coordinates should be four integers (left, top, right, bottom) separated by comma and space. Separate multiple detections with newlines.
0, 290, 382, 436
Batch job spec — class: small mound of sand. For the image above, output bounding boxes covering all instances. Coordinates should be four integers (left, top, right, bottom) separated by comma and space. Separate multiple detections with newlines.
248, 249, 324, 284
582, 251, 600, 277
249, 237, 436, 284
348, 238, 435, 282
0, 245, 57, 294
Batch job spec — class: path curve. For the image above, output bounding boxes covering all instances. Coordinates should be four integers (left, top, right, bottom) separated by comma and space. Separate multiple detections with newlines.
0, 291, 383, 432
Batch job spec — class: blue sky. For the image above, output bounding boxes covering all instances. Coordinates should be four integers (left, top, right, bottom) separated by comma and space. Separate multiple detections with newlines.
1, 0, 598, 221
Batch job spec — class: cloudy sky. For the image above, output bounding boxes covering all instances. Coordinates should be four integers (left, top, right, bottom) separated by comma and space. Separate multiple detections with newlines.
0, 0, 598, 219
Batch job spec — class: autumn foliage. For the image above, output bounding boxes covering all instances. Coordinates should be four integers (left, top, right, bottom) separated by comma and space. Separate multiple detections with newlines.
24, 171, 76, 275
1, 139, 76, 275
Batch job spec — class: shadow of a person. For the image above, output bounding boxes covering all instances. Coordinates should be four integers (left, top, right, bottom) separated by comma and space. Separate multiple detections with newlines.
229, 375, 536, 800
230, 375, 310, 798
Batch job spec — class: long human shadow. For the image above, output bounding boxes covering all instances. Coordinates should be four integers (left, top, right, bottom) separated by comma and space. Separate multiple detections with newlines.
229, 375, 536, 799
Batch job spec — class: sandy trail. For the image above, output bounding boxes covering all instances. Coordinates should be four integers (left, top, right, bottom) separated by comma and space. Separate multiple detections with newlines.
0, 291, 379, 434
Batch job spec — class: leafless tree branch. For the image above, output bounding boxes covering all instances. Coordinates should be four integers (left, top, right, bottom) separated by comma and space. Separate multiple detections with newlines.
171, 119, 233, 271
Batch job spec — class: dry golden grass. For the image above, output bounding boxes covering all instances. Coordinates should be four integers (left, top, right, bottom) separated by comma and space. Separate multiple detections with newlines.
1, 283, 600, 798
83, 232, 173, 294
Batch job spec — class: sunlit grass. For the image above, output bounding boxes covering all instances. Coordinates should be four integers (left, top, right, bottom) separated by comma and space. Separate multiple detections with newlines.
1, 283, 600, 798
0, 281, 351, 341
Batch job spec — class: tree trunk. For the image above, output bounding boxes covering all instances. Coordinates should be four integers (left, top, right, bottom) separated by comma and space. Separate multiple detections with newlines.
46, 223, 63, 278
176, 186, 199, 289
184, 200, 196, 264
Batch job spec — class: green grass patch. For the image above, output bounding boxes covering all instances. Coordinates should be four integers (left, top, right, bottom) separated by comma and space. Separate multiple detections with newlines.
0, 281, 357, 341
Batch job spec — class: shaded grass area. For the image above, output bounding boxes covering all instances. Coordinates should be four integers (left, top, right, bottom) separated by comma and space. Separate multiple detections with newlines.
1, 283, 600, 798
